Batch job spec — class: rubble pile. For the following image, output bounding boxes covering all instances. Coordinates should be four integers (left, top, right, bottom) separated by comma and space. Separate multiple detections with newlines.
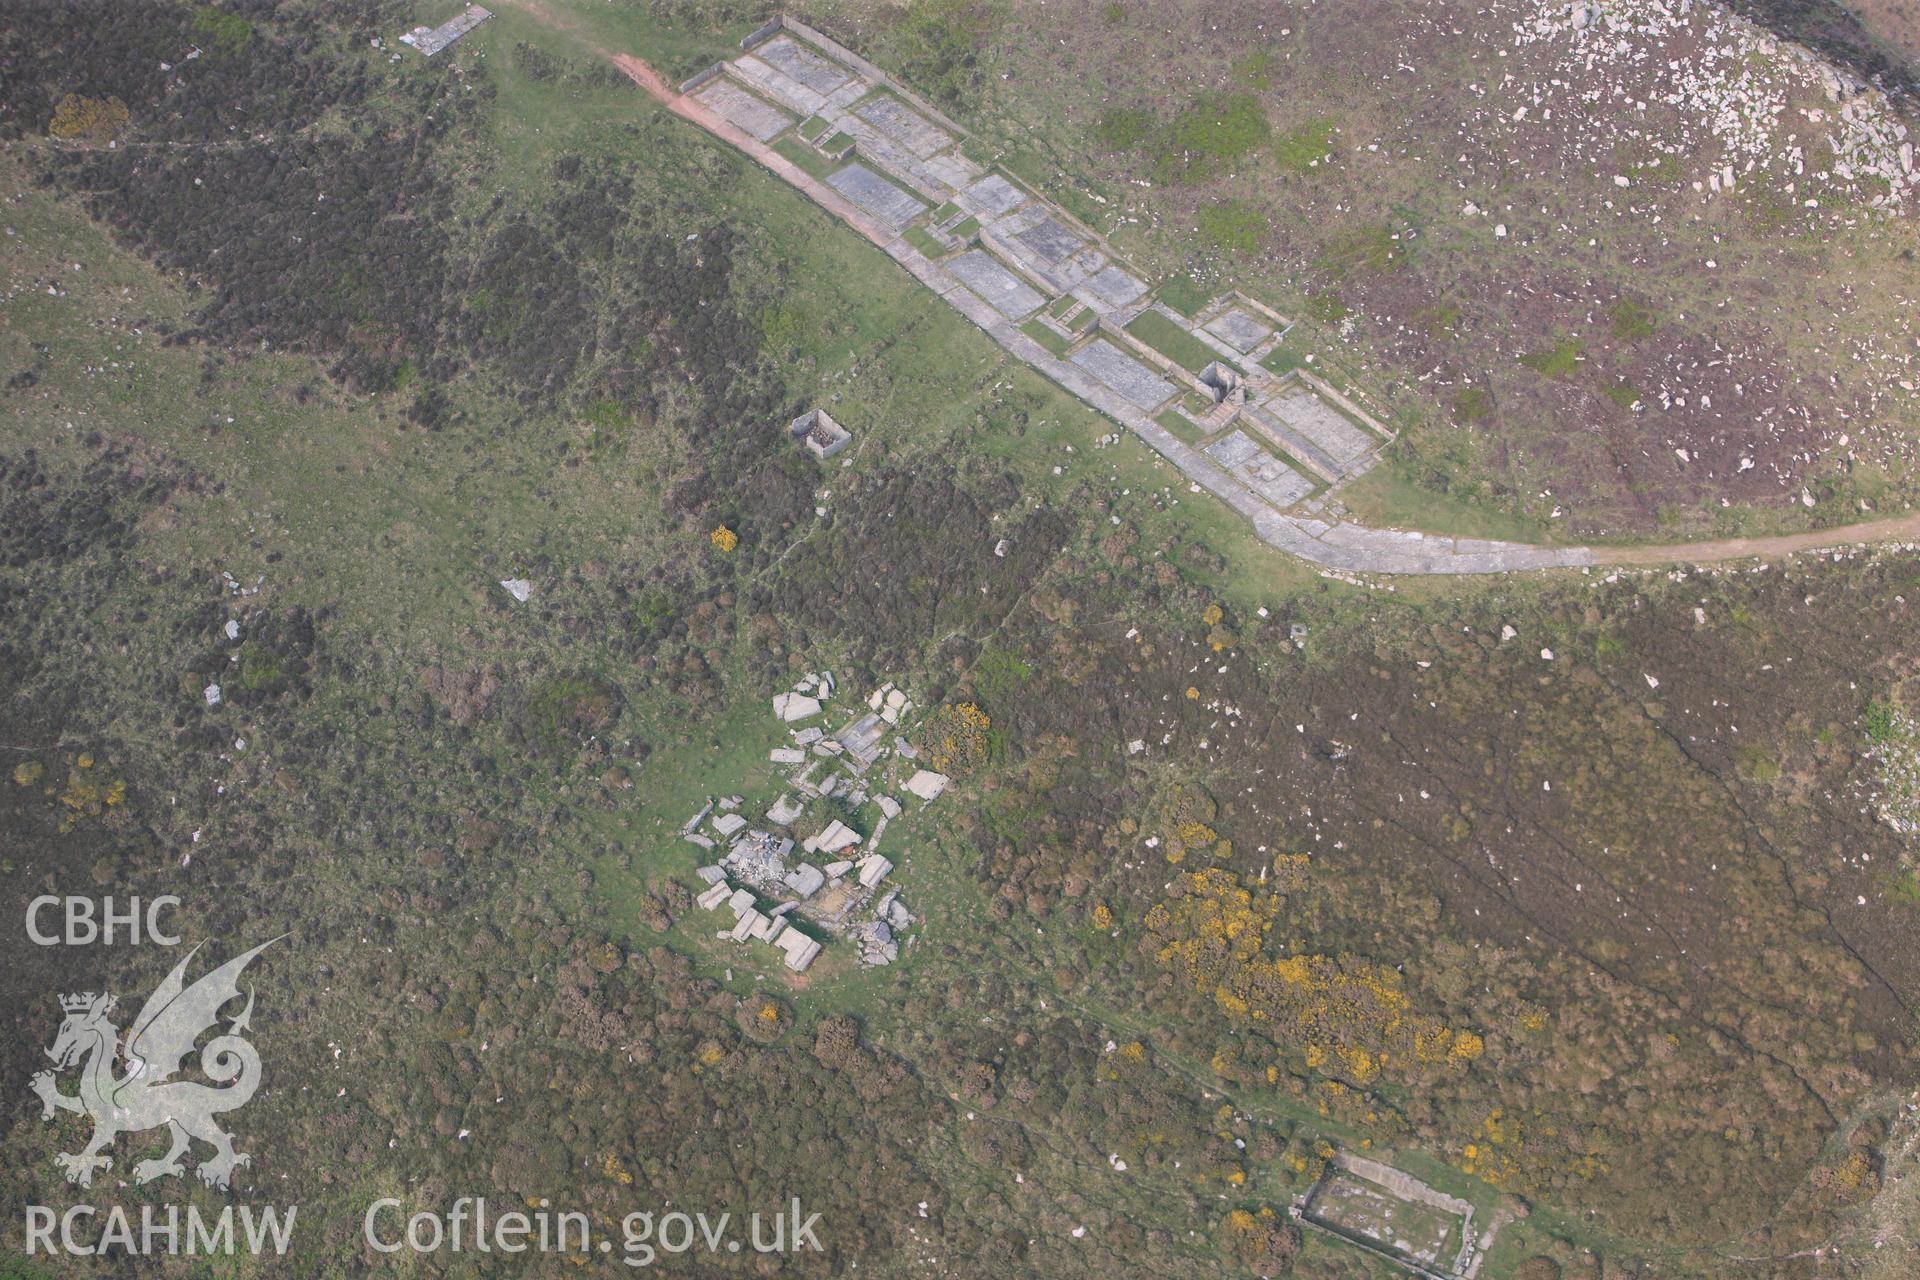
678, 672, 945, 972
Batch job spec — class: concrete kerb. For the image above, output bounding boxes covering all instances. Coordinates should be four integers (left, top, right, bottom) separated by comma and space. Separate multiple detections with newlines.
679, 63, 728, 94
1288, 367, 1396, 444
1201, 288, 1294, 332
741, 16, 785, 51
973, 229, 1066, 300
1088, 312, 1207, 398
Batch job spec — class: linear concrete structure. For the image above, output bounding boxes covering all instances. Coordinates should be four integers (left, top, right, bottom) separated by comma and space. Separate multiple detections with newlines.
402, 4, 491, 56
625, 33, 1599, 576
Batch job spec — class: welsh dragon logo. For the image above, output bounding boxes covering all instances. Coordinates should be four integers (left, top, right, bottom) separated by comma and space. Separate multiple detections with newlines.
29, 938, 279, 1190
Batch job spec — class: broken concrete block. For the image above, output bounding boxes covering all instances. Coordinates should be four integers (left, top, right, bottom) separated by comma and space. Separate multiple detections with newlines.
905, 769, 950, 802
774, 692, 823, 722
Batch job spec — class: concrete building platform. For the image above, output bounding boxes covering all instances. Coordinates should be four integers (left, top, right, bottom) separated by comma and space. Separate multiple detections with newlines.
1071, 339, 1174, 411
1205, 431, 1316, 508
1204, 307, 1274, 352
948, 250, 1045, 320
694, 79, 792, 142
827, 163, 926, 228
1268, 389, 1383, 470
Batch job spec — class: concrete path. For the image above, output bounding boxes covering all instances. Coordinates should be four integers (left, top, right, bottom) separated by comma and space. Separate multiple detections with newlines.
588, 38, 1920, 578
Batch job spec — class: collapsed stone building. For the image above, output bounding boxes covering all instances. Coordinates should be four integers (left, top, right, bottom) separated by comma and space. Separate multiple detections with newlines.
681, 673, 944, 972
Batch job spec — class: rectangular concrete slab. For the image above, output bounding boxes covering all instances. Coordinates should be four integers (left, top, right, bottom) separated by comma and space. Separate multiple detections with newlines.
948, 250, 1046, 320
1269, 390, 1381, 468
1083, 263, 1149, 307
695, 80, 793, 142
824, 80, 871, 111
1012, 213, 1087, 266
1204, 307, 1274, 352
917, 151, 981, 194
1070, 339, 1173, 411
1205, 430, 1315, 508
754, 35, 856, 95
853, 95, 952, 158
962, 174, 1028, 216
729, 56, 828, 117
827, 162, 927, 229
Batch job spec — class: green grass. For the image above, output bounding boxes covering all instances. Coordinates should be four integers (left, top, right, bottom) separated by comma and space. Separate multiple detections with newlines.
1126, 310, 1229, 375
1607, 297, 1658, 340
1421, 304, 1461, 338
1020, 316, 1072, 357
1315, 223, 1407, 277
1518, 337, 1584, 379
1047, 293, 1080, 319
1451, 385, 1493, 423
1149, 91, 1270, 185
1602, 380, 1641, 409
192, 5, 254, 54
1272, 117, 1337, 173
1198, 198, 1265, 253
1339, 464, 1555, 546
1261, 345, 1306, 377
1302, 289, 1350, 325
797, 114, 830, 142
948, 214, 979, 241
1157, 275, 1212, 317
931, 200, 960, 222
773, 134, 837, 180
904, 225, 947, 259
1156, 408, 1209, 445
820, 130, 854, 155
1233, 49, 1276, 90
1094, 106, 1153, 151
1866, 698, 1900, 743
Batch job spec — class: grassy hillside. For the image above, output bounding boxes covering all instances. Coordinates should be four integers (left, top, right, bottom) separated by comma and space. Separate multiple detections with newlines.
0, 4, 1916, 1278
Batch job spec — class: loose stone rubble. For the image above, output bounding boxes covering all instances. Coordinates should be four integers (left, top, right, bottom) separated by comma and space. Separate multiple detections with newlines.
682, 671, 937, 971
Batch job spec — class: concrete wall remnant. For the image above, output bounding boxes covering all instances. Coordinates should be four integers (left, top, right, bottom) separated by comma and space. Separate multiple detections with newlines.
789, 408, 853, 459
